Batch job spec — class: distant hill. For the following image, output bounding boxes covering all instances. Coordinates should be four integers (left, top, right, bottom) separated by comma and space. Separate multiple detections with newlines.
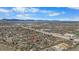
0, 19, 79, 23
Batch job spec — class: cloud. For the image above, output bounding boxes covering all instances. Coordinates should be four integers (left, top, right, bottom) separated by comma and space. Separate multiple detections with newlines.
29, 8, 39, 13
0, 7, 40, 14
16, 15, 37, 20
12, 7, 27, 13
72, 17, 79, 21
12, 7, 40, 13
15, 13, 41, 20
48, 12, 61, 16
58, 16, 79, 21
40, 10, 51, 13
68, 7, 79, 10
58, 18, 71, 21
0, 8, 12, 18
0, 8, 9, 13
0, 17, 3, 20
16, 13, 42, 20
16, 14, 29, 17
16, 14, 30, 19
48, 11, 65, 16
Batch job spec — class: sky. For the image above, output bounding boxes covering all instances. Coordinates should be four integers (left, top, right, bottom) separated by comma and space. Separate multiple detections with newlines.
0, 7, 79, 21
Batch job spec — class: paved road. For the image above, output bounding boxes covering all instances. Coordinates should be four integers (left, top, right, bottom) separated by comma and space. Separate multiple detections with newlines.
21, 26, 70, 40
21, 26, 79, 41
